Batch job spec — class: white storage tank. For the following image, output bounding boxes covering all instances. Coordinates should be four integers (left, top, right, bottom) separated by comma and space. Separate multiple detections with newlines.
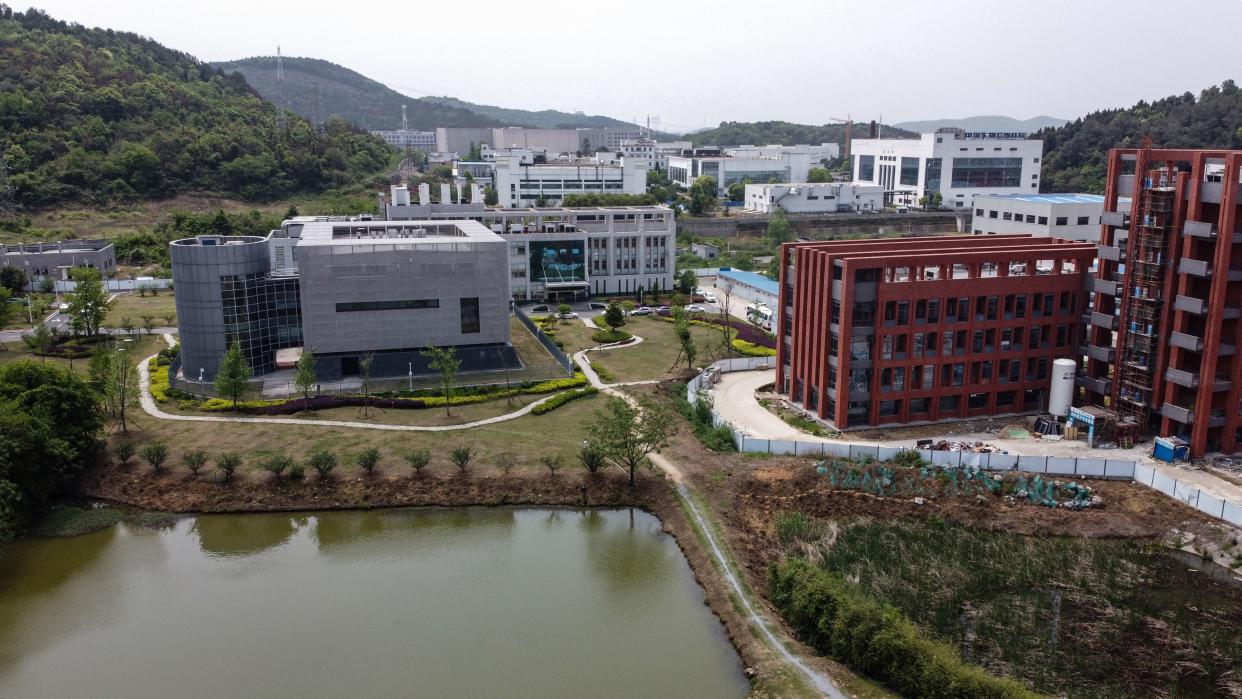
392, 186, 411, 206
1048, 358, 1077, 417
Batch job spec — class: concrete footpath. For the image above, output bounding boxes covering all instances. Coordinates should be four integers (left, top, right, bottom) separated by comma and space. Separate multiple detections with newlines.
712, 369, 1242, 505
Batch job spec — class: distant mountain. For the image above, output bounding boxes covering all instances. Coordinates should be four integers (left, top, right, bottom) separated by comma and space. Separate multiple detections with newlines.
1036, 81, 1242, 193
0, 10, 391, 208
212, 57, 502, 131
420, 96, 641, 130
893, 115, 1067, 134
689, 120, 918, 148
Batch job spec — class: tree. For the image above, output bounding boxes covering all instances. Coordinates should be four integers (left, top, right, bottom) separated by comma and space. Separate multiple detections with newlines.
67, 267, 108, 337
483, 185, 498, 206
671, 309, 699, 372
294, 349, 316, 411
404, 449, 431, 476
120, 316, 134, 336
603, 302, 625, 330
557, 303, 571, 320
182, 449, 208, 477
495, 452, 517, 475
688, 176, 719, 216
677, 269, 698, 296
422, 345, 460, 416
139, 441, 170, 473
162, 313, 176, 327
449, 446, 473, 473
284, 204, 300, 218
587, 395, 676, 486
540, 454, 563, 476
307, 447, 337, 480
767, 208, 794, 246
38, 278, 55, 295
358, 353, 374, 417
0, 288, 13, 327
726, 181, 746, 202
0, 266, 28, 295
534, 195, 548, 207
718, 279, 737, 357
113, 440, 136, 465
214, 341, 250, 410
807, 167, 831, 183
140, 314, 155, 335
19, 324, 54, 359
467, 142, 482, 161
259, 454, 293, 480
578, 443, 606, 475
100, 345, 138, 433
216, 452, 242, 482
356, 447, 380, 476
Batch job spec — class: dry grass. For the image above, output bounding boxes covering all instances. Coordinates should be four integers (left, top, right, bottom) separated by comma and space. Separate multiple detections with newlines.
105, 291, 178, 327
588, 316, 726, 383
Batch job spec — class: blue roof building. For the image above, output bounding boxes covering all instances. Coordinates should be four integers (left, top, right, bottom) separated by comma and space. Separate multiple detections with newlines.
971, 192, 1132, 243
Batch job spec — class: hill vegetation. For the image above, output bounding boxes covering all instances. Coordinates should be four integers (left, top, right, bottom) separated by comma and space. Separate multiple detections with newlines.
1036, 80, 1242, 193
689, 120, 917, 148
0, 7, 393, 210
212, 57, 502, 131
894, 115, 1066, 133
420, 95, 643, 130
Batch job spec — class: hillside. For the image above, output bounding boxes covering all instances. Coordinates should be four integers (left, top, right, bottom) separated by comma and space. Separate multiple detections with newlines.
212, 57, 501, 131
420, 95, 641, 130
0, 7, 393, 209
689, 120, 918, 148
894, 115, 1066, 133
1036, 81, 1242, 193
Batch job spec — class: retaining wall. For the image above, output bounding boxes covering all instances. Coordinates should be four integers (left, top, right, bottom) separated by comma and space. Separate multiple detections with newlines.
687, 359, 1242, 528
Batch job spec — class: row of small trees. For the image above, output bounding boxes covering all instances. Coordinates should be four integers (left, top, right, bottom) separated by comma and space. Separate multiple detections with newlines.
111, 395, 673, 487
116, 313, 175, 336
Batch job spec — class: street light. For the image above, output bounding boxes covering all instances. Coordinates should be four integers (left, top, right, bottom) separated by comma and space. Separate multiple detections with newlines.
408, 362, 413, 391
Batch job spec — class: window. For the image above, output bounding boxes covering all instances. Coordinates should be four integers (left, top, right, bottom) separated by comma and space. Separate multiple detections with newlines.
857, 154, 875, 181
939, 395, 960, 412
989, 210, 999, 219
1077, 216, 1090, 225
1037, 216, 1048, 225
899, 157, 919, 186
1025, 214, 1036, 223
996, 391, 1015, 408
460, 297, 480, 334
975, 208, 984, 216
968, 392, 988, 409
1055, 216, 1068, 226
336, 299, 439, 312
879, 400, 901, 417
910, 398, 929, 414
927, 299, 940, 323
1003, 212, 1013, 221
949, 158, 1023, 188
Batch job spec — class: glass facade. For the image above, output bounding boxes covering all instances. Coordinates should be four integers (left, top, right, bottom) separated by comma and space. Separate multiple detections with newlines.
724, 170, 786, 186
899, 157, 919, 186
529, 241, 586, 283
856, 155, 875, 182
220, 274, 303, 375
923, 158, 942, 193
949, 158, 1023, 188
460, 297, 480, 334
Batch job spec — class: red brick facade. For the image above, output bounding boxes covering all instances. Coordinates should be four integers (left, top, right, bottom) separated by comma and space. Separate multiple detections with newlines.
776, 235, 1096, 429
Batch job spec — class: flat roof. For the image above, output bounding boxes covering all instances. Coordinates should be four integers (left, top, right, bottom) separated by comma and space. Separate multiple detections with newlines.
718, 268, 779, 295
977, 193, 1107, 204
295, 219, 504, 247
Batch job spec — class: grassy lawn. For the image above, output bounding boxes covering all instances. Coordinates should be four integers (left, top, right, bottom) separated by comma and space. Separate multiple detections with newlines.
0, 333, 166, 375
109, 393, 606, 480
105, 291, 178, 328
1, 293, 59, 331
588, 316, 727, 383
540, 317, 598, 356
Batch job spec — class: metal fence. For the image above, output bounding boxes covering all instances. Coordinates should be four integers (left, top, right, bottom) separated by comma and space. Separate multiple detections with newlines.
513, 304, 575, 373
45, 278, 174, 293
686, 357, 1242, 528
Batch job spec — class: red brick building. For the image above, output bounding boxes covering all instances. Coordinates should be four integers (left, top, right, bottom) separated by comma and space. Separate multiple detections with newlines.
1081, 148, 1242, 457
775, 235, 1096, 429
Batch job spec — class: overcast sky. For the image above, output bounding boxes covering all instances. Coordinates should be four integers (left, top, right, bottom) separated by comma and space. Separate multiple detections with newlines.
18, 0, 1241, 132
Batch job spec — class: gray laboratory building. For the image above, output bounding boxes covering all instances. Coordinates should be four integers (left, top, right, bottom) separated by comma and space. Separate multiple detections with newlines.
171, 218, 512, 381
2, 239, 117, 282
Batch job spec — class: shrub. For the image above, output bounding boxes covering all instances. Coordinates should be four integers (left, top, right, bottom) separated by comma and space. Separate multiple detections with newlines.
139, 441, 170, 472
775, 511, 824, 547
540, 454, 563, 476
579, 444, 607, 474
531, 387, 599, 415
288, 463, 305, 480
307, 448, 338, 480
113, 440, 136, 465
732, 338, 777, 357
259, 454, 294, 479
669, 383, 736, 452
591, 362, 615, 383
356, 447, 381, 476
768, 559, 1036, 699
181, 449, 207, 476
216, 452, 242, 482
450, 446, 474, 473
892, 449, 925, 469
591, 328, 633, 344
404, 449, 431, 475
495, 452, 517, 475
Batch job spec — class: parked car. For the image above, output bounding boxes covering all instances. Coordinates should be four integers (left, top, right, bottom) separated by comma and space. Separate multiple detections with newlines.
702, 292, 718, 304
685, 304, 706, 313
630, 306, 653, 316
557, 311, 579, 319
587, 302, 607, 311
529, 304, 551, 313
655, 306, 672, 317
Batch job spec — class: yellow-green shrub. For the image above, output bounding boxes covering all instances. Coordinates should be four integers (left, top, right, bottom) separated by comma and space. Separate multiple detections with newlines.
531, 387, 598, 415
732, 339, 776, 357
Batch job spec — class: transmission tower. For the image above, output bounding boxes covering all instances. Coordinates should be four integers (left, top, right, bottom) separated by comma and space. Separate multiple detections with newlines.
274, 45, 287, 133
401, 104, 408, 131
313, 86, 326, 135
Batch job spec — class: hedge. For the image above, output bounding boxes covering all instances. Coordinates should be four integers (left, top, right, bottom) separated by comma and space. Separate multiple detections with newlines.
768, 559, 1038, 699
591, 328, 633, 344
530, 387, 598, 415
732, 339, 776, 357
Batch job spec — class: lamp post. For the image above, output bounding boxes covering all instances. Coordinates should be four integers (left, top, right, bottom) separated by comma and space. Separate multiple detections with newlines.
199, 367, 205, 400
408, 362, 413, 391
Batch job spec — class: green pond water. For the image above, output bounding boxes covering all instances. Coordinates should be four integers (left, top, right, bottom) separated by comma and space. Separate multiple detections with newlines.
0, 507, 749, 699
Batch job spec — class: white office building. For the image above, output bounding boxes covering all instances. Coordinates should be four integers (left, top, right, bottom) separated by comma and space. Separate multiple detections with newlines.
850, 128, 1043, 208
970, 193, 1132, 242
490, 156, 648, 208
386, 204, 676, 300
370, 129, 437, 150
667, 150, 813, 194
725, 143, 839, 162
744, 182, 884, 214
621, 139, 692, 171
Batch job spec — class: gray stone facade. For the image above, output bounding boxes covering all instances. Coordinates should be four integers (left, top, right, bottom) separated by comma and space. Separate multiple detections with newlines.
2, 240, 117, 282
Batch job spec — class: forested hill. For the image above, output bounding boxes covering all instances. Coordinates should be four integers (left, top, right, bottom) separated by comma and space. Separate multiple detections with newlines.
419, 95, 640, 130
689, 120, 918, 148
1036, 80, 1242, 193
212, 57, 502, 131
0, 7, 393, 209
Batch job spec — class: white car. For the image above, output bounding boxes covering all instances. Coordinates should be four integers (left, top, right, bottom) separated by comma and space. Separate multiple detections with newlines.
630, 306, 653, 316
702, 293, 718, 304
685, 304, 706, 313
557, 311, 579, 319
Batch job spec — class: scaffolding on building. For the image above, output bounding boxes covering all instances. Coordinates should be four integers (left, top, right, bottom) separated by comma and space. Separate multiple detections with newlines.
1113, 171, 1176, 426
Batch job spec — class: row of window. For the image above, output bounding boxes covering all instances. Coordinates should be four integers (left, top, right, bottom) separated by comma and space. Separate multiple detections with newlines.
335, 299, 439, 312
832, 323, 1075, 362
828, 292, 1081, 327
977, 209, 1092, 226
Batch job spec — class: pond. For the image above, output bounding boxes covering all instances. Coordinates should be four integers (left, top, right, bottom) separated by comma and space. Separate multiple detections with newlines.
0, 507, 749, 699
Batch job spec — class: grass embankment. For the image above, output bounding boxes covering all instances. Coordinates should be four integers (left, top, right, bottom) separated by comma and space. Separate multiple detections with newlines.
26, 504, 179, 537
0, 333, 166, 375
773, 515, 1242, 698
104, 291, 178, 327
586, 316, 725, 383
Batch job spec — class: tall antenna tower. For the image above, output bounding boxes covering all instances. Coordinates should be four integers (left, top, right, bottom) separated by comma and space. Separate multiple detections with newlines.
274, 45, 287, 133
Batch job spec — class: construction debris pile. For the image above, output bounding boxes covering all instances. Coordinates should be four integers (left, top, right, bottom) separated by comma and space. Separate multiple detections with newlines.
925, 440, 1003, 453
813, 459, 1104, 510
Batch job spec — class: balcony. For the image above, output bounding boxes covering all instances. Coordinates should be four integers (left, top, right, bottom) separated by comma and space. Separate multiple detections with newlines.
1088, 311, 1117, 330
1118, 174, 1135, 197
1082, 344, 1115, 362
1174, 295, 1207, 315
1165, 367, 1200, 388
1184, 220, 1216, 238
1169, 331, 1204, 352
1101, 211, 1129, 228
1179, 258, 1212, 277
1090, 275, 1118, 296
1075, 375, 1112, 395
1097, 245, 1122, 262
1160, 402, 1194, 424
